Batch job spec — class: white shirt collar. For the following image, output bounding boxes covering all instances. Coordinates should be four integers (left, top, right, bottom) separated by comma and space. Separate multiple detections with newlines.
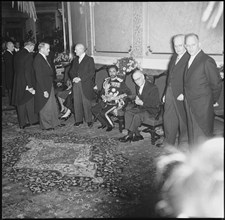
188, 49, 201, 67
7, 49, 13, 55
24, 47, 30, 52
177, 50, 186, 60
39, 51, 47, 60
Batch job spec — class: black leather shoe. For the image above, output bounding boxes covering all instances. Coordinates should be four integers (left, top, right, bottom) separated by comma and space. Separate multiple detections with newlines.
44, 128, 54, 131
132, 134, 144, 142
87, 122, 93, 128
31, 122, 39, 126
156, 143, 164, 147
106, 126, 113, 132
74, 121, 83, 126
20, 123, 31, 129
119, 134, 133, 143
98, 125, 106, 129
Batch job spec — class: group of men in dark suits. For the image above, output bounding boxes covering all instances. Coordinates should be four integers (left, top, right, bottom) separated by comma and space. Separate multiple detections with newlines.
163, 33, 222, 148
11, 41, 65, 130
118, 33, 222, 148
7, 35, 222, 147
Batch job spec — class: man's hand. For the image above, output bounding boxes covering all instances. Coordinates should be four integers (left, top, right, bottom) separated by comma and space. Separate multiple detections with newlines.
26, 86, 35, 94
177, 94, 184, 101
73, 77, 81, 83
29, 88, 35, 95
44, 91, 49, 98
213, 102, 219, 107
135, 96, 143, 106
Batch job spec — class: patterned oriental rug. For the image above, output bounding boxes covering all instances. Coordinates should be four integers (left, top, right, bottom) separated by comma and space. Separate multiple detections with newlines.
2, 132, 130, 198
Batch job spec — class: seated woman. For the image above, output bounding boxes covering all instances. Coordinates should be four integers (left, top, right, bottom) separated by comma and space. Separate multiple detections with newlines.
54, 64, 72, 116
91, 65, 132, 132
60, 92, 74, 120
56, 78, 72, 114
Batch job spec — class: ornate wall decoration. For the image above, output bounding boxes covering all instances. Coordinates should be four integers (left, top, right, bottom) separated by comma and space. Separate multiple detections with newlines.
132, 2, 143, 57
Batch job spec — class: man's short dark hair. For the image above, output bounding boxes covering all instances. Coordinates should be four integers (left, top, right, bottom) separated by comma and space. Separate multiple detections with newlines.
107, 65, 118, 73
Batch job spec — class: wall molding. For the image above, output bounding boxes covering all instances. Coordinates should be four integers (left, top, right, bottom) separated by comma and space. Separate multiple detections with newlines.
93, 55, 223, 71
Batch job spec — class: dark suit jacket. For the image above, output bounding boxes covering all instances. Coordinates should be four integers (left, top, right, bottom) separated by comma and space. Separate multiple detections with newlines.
184, 50, 222, 135
165, 51, 190, 122
135, 80, 160, 116
69, 54, 96, 100
12, 48, 36, 106
3, 50, 14, 89
33, 53, 55, 113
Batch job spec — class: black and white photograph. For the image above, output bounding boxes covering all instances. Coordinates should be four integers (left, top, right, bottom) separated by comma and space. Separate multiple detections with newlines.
2, 1, 224, 218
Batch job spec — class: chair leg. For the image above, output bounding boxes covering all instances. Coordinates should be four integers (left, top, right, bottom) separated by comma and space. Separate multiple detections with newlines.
118, 116, 124, 133
151, 131, 156, 145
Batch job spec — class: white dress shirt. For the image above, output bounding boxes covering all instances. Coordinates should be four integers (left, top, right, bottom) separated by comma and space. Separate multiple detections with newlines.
139, 81, 145, 95
175, 51, 186, 65
78, 52, 85, 63
188, 49, 201, 68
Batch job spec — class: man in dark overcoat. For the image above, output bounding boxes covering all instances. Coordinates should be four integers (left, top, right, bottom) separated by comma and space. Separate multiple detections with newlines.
33, 42, 61, 130
184, 33, 222, 146
163, 34, 190, 146
12, 41, 39, 128
69, 43, 96, 127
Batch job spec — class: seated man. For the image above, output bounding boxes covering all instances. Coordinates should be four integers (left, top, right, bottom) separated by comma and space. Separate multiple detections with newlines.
119, 70, 160, 142
91, 65, 132, 132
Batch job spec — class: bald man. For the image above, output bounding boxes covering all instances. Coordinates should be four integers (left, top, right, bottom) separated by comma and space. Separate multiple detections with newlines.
163, 34, 190, 147
184, 33, 222, 146
119, 70, 160, 142
69, 43, 96, 128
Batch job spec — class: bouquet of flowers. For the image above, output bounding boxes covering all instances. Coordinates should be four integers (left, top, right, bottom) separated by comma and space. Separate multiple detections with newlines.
54, 52, 71, 66
115, 56, 140, 76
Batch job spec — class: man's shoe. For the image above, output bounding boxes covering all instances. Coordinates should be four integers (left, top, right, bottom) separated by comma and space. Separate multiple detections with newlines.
156, 142, 164, 147
20, 123, 31, 129
106, 126, 113, 132
98, 125, 106, 129
44, 128, 54, 131
132, 134, 144, 142
31, 122, 39, 126
74, 121, 83, 126
58, 123, 66, 127
119, 134, 133, 143
87, 122, 93, 128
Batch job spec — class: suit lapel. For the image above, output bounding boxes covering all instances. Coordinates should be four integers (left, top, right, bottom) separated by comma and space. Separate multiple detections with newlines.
185, 51, 203, 81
